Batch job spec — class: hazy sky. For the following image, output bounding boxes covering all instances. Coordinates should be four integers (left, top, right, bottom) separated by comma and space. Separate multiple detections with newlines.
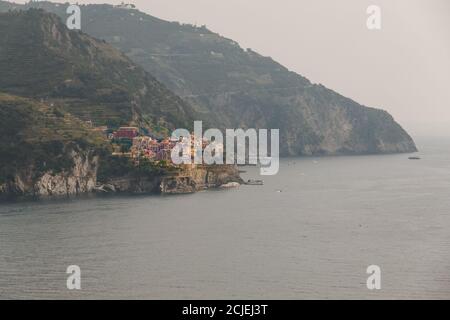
14, 0, 450, 136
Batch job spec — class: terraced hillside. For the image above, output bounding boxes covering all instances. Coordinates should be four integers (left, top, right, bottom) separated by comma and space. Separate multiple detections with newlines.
0, 2, 417, 156
0, 9, 196, 134
0, 93, 106, 183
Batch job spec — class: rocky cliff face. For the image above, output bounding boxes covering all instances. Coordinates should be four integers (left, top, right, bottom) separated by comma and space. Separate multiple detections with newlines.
97, 164, 243, 195
1, 155, 242, 200
160, 164, 243, 194
0, 149, 98, 200
0, 3, 417, 157
9, 2, 415, 156
0, 9, 196, 132
33, 150, 99, 197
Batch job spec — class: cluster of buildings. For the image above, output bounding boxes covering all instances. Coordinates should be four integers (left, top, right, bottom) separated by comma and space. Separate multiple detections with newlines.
131, 135, 178, 161
114, 2, 136, 10
109, 126, 220, 164
112, 127, 139, 140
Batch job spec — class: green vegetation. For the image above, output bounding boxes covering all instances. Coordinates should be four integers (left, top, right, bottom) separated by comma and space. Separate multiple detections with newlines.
0, 2, 417, 159
0, 8, 200, 187
2, 1, 415, 156
0, 93, 106, 183
0, 92, 170, 185
96, 154, 168, 183
0, 8, 195, 132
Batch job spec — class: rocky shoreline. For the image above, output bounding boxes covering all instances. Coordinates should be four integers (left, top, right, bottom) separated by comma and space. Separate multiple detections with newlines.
0, 149, 243, 201
94, 164, 243, 195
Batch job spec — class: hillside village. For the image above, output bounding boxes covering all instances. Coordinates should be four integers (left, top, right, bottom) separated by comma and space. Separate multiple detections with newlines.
92, 124, 220, 165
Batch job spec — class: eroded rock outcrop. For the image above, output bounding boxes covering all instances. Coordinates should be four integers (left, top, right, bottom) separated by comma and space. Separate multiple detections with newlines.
1, 148, 243, 200
160, 164, 243, 194
0, 149, 98, 200
33, 150, 99, 197
96, 164, 243, 195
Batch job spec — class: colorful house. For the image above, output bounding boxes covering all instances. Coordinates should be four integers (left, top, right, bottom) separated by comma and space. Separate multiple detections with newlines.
113, 127, 139, 139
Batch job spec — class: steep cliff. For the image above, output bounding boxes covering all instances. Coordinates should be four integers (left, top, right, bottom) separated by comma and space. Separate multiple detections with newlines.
0, 148, 99, 199
0, 93, 242, 200
96, 164, 243, 195
0, 10, 243, 201
0, 93, 104, 200
160, 164, 243, 194
0, 9, 195, 133
0, 1, 417, 156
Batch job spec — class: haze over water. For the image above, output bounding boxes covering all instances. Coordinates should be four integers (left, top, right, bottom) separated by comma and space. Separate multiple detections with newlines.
1, 136, 450, 299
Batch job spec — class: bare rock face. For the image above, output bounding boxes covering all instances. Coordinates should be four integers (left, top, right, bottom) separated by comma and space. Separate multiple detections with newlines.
1, 155, 243, 200
33, 150, 99, 197
94, 164, 243, 195
0, 150, 99, 199
160, 164, 243, 194
160, 176, 197, 194
103, 176, 161, 194
0, 174, 28, 196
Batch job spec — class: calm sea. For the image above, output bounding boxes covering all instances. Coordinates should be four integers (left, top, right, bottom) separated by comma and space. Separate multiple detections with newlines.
1, 137, 450, 299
